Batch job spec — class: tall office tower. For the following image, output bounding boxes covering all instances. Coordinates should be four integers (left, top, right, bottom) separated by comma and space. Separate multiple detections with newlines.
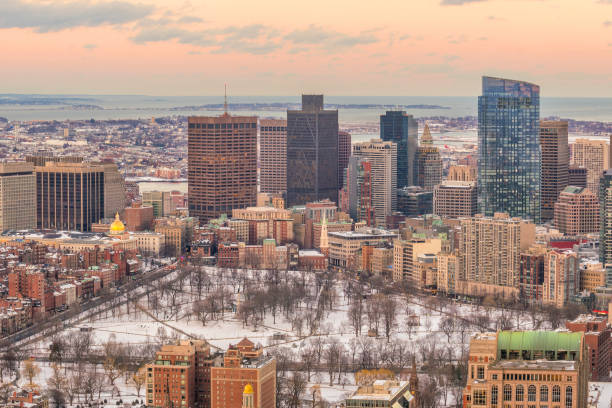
286, 95, 339, 206
0, 162, 36, 231
460, 213, 535, 287
540, 120, 569, 221
259, 119, 287, 195
143, 191, 174, 217
554, 186, 599, 235
35, 162, 104, 231
571, 139, 609, 197
352, 140, 397, 226
600, 170, 612, 286
543, 249, 579, 308
414, 124, 442, 191
447, 165, 477, 182
188, 114, 257, 223
380, 111, 418, 188
433, 181, 477, 218
568, 166, 588, 188
478, 76, 541, 223
343, 156, 375, 226
338, 131, 352, 189
96, 161, 126, 218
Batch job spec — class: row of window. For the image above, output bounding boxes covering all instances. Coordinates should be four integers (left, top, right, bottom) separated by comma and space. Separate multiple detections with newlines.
486, 384, 572, 406
189, 123, 256, 129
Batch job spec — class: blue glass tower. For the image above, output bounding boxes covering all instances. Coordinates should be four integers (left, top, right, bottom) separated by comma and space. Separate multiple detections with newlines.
380, 111, 418, 188
478, 76, 541, 223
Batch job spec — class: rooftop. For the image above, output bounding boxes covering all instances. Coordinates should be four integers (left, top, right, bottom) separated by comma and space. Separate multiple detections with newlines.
491, 359, 576, 371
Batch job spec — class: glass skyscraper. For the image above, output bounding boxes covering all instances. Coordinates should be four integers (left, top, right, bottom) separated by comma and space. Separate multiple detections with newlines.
478, 76, 541, 223
380, 111, 418, 188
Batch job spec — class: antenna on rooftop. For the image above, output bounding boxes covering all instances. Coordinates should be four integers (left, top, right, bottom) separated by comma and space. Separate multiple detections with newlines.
224, 83, 228, 115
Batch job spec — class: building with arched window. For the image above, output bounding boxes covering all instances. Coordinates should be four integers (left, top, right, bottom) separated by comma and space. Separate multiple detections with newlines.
463, 330, 588, 408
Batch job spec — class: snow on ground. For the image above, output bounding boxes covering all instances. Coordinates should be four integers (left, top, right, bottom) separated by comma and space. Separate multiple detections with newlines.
589, 382, 612, 408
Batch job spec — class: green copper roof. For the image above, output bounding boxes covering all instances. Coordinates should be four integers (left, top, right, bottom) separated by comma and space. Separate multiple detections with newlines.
498, 331, 582, 358
562, 186, 585, 194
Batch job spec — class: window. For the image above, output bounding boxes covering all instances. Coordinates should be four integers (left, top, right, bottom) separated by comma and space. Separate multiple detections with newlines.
552, 385, 560, 402
473, 390, 486, 405
540, 385, 548, 402
528, 385, 536, 402
503, 385, 512, 401
516, 385, 524, 401
492, 374, 498, 380
491, 385, 498, 405
565, 386, 573, 408
477, 366, 485, 379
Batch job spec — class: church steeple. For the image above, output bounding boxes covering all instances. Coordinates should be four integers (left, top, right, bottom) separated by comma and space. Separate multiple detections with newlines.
421, 123, 433, 145
319, 213, 329, 257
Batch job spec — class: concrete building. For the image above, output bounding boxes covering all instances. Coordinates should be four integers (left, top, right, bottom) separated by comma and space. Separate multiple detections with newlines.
380, 111, 418, 188
338, 130, 351, 189
460, 213, 535, 288
433, 181, 477, 219
231, 207, 293, 244
345, 380, 414, 408
328, 228, 397, 270
286, 95, 338, 206
0, 162, 36, 231
392, 237, 441, 287
580, 262, 606, 292
259, 119, 287, 195
143, 191, 174, 217
542, 249, 579, 308
352, 140, 397, 226
568, 166, 588, 188
414, 124, 442, 192
437, 252, 460, 295
154, 216, 196, 257
396, 186, 432, 218
211, 338, 276, 408
34, 161, 104, 232
463, 331, 588, 408
188, 114, 257, 223
572, 138, 609, 197
97, 162, 127, 219
540, 121, 569, 221
599, 169, 612, 286
554, 186, 599, 235
447, 165, 477, 182
566, 315, 611, 381
130, 231, 164, 257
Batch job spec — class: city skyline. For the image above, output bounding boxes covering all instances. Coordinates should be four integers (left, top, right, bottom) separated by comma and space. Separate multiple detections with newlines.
1, 0, 611, 96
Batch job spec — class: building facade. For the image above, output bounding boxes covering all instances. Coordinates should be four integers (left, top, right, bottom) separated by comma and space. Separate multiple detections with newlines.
143, 191, 174, 218
397, 186, 433, 218
380, 111, 418, 188
448, 165, 477, 182
35, 161, 105, 232
352, 140, 397, 226
0, 162, 36, 231
259, 119, 287, 195
188, 114, 257, 223
434, 181, 477, 219
463, 331, 588, 408
338, 130, 351, 189
540, 121, 569, 221
286, 95, 339, 206
414, 124, 442, 192
566, 315, 611, 382
478, 76, 541, 223
554, 186, 599, 235
572, 139, 609, 197
599, 170, 612, 286
342, 157, 375, 226
542, 249, 579, 308
568, 166, 587, 188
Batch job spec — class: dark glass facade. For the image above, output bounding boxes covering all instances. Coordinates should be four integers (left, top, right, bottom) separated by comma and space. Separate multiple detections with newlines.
286, 95, 339, 206
380, 111, 418, 188
397, 186, 433, 217
478, 76, 541, 223
600, 170, 612, 287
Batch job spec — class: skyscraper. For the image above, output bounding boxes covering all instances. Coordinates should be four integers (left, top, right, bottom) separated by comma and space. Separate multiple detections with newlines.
286, 95, 339, 206
540, 120, 569, 221
35, 161, 105, 231
414, 124, 442, 191
380, 111, 417, 188
342, 156, 375, 226
338, 130, 352, 189
259, 119, 287, 195
188, 114, 257, 223
600, 170, 612, 286
352, 140, 397, 227
0, 162, 36, 231
571, 139, 609, 197
477, 76, 541, 223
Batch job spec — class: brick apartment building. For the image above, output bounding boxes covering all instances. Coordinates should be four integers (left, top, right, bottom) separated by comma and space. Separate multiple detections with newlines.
566, 315, 611, 381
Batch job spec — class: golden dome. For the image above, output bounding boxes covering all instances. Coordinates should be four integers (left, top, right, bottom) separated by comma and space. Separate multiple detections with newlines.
109, 212, 125, 234
243, 384, 254, 394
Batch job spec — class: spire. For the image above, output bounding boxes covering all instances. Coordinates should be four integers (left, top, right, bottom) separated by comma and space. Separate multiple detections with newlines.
224, 83, 228, 116
421, 123, 433, 145
319, 212, 329, 256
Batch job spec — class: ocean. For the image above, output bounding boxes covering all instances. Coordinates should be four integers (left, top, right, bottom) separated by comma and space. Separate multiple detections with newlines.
1, 95, 611, 123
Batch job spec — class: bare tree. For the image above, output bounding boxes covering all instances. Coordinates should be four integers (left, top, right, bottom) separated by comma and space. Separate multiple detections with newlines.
324, 339, 343, 386
132, 367, 147, 397
22, 358, 40, 388
440, 317, 456, 343
380, 296, 397, 341
287, 372, 307, 408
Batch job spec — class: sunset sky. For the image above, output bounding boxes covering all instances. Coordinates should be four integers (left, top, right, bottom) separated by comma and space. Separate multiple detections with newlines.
1, 0, 611, 96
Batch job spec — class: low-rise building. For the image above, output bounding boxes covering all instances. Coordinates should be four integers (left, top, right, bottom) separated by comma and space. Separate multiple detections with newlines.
328, 228, 397, 270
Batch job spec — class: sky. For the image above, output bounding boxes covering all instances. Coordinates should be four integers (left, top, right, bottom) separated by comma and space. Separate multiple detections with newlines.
0, 0, 611, 97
